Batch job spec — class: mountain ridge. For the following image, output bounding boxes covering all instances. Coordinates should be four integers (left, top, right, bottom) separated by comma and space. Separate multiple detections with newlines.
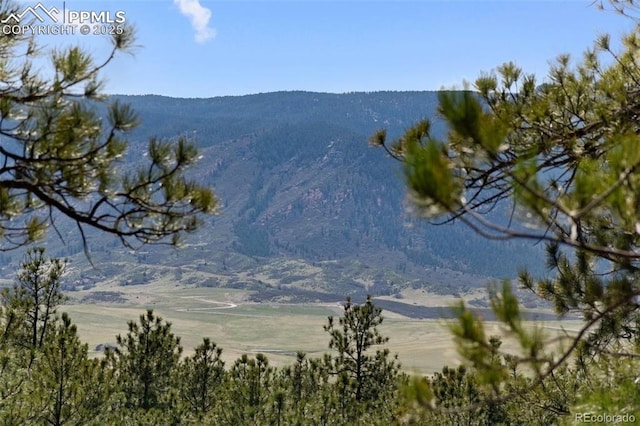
0, 91, 546, 304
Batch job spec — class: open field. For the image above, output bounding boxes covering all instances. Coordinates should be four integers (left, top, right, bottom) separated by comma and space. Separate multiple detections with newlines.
63, 281, 585, 374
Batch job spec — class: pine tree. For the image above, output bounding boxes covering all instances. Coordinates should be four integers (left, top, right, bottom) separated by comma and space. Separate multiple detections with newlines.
26, 313, 109, 425
271, 352, 334, 425
372, 0, 640, 416
2, 248, 66, 353
177, 337, 225, 419
108, 310, 182, 414
221, 353, 274, 425
0, 1, 216, 252
0, 248, 67, 420
324, 296, 400, 423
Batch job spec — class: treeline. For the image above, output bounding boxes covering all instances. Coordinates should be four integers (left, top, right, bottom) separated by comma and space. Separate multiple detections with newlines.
1, 249, 636, 425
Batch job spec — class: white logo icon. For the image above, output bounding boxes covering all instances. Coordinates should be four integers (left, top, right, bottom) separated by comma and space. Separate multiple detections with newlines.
1, 3, 59, 24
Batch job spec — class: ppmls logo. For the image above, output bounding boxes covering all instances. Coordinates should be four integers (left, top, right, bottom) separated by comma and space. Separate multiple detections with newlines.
1, 3, 59, 24
1, 2, 126, 36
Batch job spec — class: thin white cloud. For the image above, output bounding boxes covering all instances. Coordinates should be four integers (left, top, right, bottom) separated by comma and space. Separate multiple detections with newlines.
173, 0, 216, 43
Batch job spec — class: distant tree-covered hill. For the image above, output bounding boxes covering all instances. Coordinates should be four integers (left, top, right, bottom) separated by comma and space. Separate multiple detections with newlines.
0, 91, 546, 300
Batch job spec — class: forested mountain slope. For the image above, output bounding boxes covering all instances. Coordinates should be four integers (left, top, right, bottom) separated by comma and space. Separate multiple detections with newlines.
0, 92, 545, 300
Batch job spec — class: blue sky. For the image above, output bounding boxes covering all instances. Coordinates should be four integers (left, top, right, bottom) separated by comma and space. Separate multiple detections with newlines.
24, 0, 637, 97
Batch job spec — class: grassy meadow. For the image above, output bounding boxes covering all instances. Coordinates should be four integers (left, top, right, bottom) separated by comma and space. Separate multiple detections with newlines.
62, 279, 583, 374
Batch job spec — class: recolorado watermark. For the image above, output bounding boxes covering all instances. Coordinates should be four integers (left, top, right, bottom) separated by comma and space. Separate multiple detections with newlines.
575, 412, 636, 424
1, 2, 126, 36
